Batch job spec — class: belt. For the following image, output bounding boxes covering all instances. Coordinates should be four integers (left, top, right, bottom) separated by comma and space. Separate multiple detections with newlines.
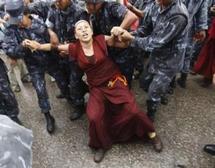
107, 74, 128, 88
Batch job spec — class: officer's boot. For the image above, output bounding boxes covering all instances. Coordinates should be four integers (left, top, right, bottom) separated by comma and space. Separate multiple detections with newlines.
70, 105, 85, 121
177, 73, 187, 88
161, 95, 168, 105
204, 144, 215, 155
168, 76, 176, 94
44, 112, 55, 134
200, 77, 212, 88
146, 100, 158, 122
11, 116, 22, 125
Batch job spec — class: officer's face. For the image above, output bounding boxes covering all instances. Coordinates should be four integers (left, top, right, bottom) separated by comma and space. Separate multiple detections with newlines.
75, 21, 93, 43
86, 2, 103, 14
155, 0, 172, 6
18, 14, 31, 28
23, 0, 33, 6
55, 0, 70, 10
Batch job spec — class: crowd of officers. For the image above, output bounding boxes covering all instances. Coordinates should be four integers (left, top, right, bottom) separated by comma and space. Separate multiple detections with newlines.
0, 0, 214, 138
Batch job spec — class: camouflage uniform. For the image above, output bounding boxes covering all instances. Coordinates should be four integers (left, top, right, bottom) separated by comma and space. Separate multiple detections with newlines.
130, 0, 188, 119
2, 18, 69, 114
0, 58, 20, 118
0, 16, 20, 119
180, 0, 208, 74
46, 2, 89, 108
131, 0, 154, 12
90, 1, 134, 87
190, 0, 215, 66
208, 0, 215, 26
27, 0, 54, 22
130, 0, 154, 79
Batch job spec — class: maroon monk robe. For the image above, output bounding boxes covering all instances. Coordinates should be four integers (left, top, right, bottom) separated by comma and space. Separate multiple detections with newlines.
194, 18, 215, 79
69, 35, 155, 150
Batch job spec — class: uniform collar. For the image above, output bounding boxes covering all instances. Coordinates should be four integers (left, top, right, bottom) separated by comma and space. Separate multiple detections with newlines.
158, 0, 176, 14
60, 2, 75, 15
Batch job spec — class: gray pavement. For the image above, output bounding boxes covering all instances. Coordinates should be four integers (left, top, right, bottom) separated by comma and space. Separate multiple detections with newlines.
1, 55, 215, 168
15, 75, 215, 168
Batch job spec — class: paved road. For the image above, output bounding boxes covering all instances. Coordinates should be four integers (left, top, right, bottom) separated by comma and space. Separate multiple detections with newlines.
1, 54, 215, 168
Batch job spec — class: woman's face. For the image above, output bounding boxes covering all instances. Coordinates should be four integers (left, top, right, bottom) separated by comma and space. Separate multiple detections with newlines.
75, 21, 93, 43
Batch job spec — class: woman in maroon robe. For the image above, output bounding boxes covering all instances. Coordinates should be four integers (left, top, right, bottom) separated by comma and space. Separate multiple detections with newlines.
193, 18, 215, 86
23, 20, 163, 163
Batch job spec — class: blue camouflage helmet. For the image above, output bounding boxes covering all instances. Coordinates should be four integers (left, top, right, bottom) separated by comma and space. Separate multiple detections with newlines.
0, 0, 5, 10
5, 0, 24, 24
5, 0, 24, 17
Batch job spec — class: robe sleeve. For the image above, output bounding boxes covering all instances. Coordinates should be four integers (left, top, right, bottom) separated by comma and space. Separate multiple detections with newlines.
94, 35, 108, 56
68, 42, 77, 61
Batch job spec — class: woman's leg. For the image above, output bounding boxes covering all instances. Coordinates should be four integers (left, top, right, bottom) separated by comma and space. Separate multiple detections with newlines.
87, 88, 111, 162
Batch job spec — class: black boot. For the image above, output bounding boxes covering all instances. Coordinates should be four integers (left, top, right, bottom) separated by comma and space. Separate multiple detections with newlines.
56, 93, 65, 99
177, 73, 187, 88
161, 95, 168, 105
203, 144, 215, 156
168, 76, 176, 94
11, 116, 22, 125
200, 78, 212, 88
146, 100, 158, 122
70, 105, 84, 121
44, 112, 55, 134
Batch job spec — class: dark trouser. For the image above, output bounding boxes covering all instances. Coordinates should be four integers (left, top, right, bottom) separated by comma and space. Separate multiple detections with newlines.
0, 59, 19, 117
139, 66, 175, 103
109, 48, 134, 88
27, 63, 69, 113
69, 62, 88, 107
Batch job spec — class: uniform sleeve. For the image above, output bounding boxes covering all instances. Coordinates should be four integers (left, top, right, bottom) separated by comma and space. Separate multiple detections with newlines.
68, 43, 77, 60
132, 3, 154, 37
195, 0, 208, 31
2, 30, 27, 59
108, 2, 128, 21
130, 15, 187, 52
45, 8, 55, 29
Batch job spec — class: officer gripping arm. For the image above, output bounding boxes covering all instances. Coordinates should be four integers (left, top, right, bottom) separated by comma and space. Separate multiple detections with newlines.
113, 15, 187, 52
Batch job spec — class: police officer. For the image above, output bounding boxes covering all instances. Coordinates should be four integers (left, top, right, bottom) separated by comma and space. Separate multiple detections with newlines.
46, 0, 89, 120
0, 58, 22, 125
3, 0, 70, 134
113, 0, 189, 121
177, 0, 208, 88
126, 0, 154, 80
85, 0, 138, 87
24, 0, 55, 22
0, 1, 22, 125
